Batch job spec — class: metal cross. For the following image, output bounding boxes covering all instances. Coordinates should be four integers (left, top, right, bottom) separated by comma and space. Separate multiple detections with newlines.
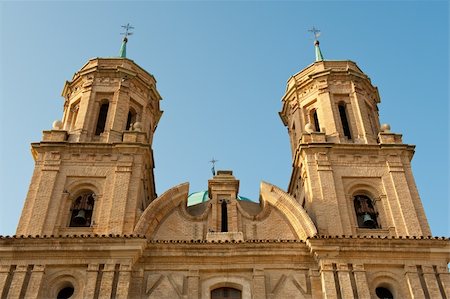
308, 26, 321, 40
121, 23, 134, 38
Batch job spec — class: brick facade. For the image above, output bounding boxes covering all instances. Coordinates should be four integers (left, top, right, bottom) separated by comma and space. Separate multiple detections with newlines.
0, 57, 448, 298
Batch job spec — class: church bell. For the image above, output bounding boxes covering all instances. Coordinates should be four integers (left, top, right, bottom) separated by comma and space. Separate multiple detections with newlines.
73, 209, 87, 225
362, 213, 375, 227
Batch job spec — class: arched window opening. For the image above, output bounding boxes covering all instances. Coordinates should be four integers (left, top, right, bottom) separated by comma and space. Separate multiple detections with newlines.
211, 287, 242, 299
126, 109, 137, 131
338, 103, 352, 139
69, 103, 79, 131
69, 193, 95, 227
57, 286, 74, 299
95, 102, 109, 135
311, 109, 320, 132
376, 287, 394, 299
221, 201, 228, 232
290, 122, 297, 145
354, 195, 379, 229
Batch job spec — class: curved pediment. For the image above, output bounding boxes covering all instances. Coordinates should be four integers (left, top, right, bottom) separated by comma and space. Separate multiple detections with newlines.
259, 181, 317, 240
134, 183, 190, 237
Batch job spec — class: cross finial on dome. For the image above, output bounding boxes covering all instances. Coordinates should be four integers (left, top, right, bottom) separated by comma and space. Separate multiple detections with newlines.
308, 26, 324, 62
119, 23, 134, 58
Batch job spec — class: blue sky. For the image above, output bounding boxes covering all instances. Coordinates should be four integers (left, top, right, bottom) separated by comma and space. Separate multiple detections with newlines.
0, 1, 448, 237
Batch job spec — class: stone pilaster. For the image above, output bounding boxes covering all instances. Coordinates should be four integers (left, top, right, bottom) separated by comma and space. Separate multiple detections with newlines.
436, 266, 450, 298
310, 268, 323, 298
187, 269, 199, 299
405, 265, 426, 298
98, 264, 115, 299
27, 164, 60, 235
252, 268, 266, 299
352, 264, 370, 298
7, 265, 28, 299
84, 264, 99, 298
115, 264, 132, 299
314, 153, 344, 235
422, 266, 442, 299
0, 265, 11, 295
320, 263, 338, 299
337, 263, 354, 299
24, 265, 45, 299
109, 164, 132, 234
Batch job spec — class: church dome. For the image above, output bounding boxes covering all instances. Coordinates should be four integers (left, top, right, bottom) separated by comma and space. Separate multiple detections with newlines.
187, 191, 253, 206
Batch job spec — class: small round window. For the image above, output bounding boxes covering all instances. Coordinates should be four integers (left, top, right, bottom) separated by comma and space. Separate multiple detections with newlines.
376, 287, 393, 299
57, 286, 74, 299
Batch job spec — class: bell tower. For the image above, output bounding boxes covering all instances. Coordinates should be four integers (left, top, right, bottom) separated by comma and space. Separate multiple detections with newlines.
279, 32, 431, 237
16, 32, 163, 236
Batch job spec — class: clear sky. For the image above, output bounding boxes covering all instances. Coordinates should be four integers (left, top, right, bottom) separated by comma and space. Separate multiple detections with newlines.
0, 1, 448, 237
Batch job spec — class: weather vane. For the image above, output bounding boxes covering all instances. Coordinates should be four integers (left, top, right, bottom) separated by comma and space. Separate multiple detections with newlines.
308, 26, 321, 41
121, 23, 134, 40
209, 158, 218, 176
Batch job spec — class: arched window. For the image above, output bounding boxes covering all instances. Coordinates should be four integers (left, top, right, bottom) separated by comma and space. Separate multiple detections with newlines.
338, 103, 352, 139
354, 195, 379, 229
57, 286, 74, 299
68, 102, 79, 131
95, 102, 109, 135
221, 201, 228, 232
126, 108, 137, 131
69, 193, 95, 227
211, 287, 241, 299
376, 287, 394, 299
311, 109, 320, 132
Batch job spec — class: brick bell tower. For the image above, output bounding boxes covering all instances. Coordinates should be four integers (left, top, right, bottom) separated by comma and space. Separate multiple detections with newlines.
16, 31, 163, 236
279, 31, 431, 237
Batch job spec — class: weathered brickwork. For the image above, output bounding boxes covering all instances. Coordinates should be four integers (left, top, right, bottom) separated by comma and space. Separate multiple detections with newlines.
1, 55, 449, 299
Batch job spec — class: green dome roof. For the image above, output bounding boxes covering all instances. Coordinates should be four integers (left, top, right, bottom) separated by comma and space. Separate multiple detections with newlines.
187, 191, 253, 206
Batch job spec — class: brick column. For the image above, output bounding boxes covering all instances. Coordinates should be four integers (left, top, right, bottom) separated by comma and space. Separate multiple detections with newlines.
314, 153, 345, 235
405, 265, 426, 298
352, 264, 370, 298
109, 165, 132, 234
98, 264, 115, 299
115, 264, 132, 299
320, 263, 338, 299
387, 166, 422, 236
84, 264, 99, 298
252, 269, 266, 298
24, 265, 45, 299
187, 269, 200, 299
422, 266, 442, 298
27, 165, 60, 235
310, 268, 323, 298
7, 265, 28, 299
0, 265, 10, 294
436, 266, 450, 298
337, 263, 354, 299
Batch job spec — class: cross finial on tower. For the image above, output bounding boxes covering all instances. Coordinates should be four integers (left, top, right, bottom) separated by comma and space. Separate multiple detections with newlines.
308, 26, 321, 41
119, 23, 134, 58
209, 158, 218, 176
308, 26, 324, 62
